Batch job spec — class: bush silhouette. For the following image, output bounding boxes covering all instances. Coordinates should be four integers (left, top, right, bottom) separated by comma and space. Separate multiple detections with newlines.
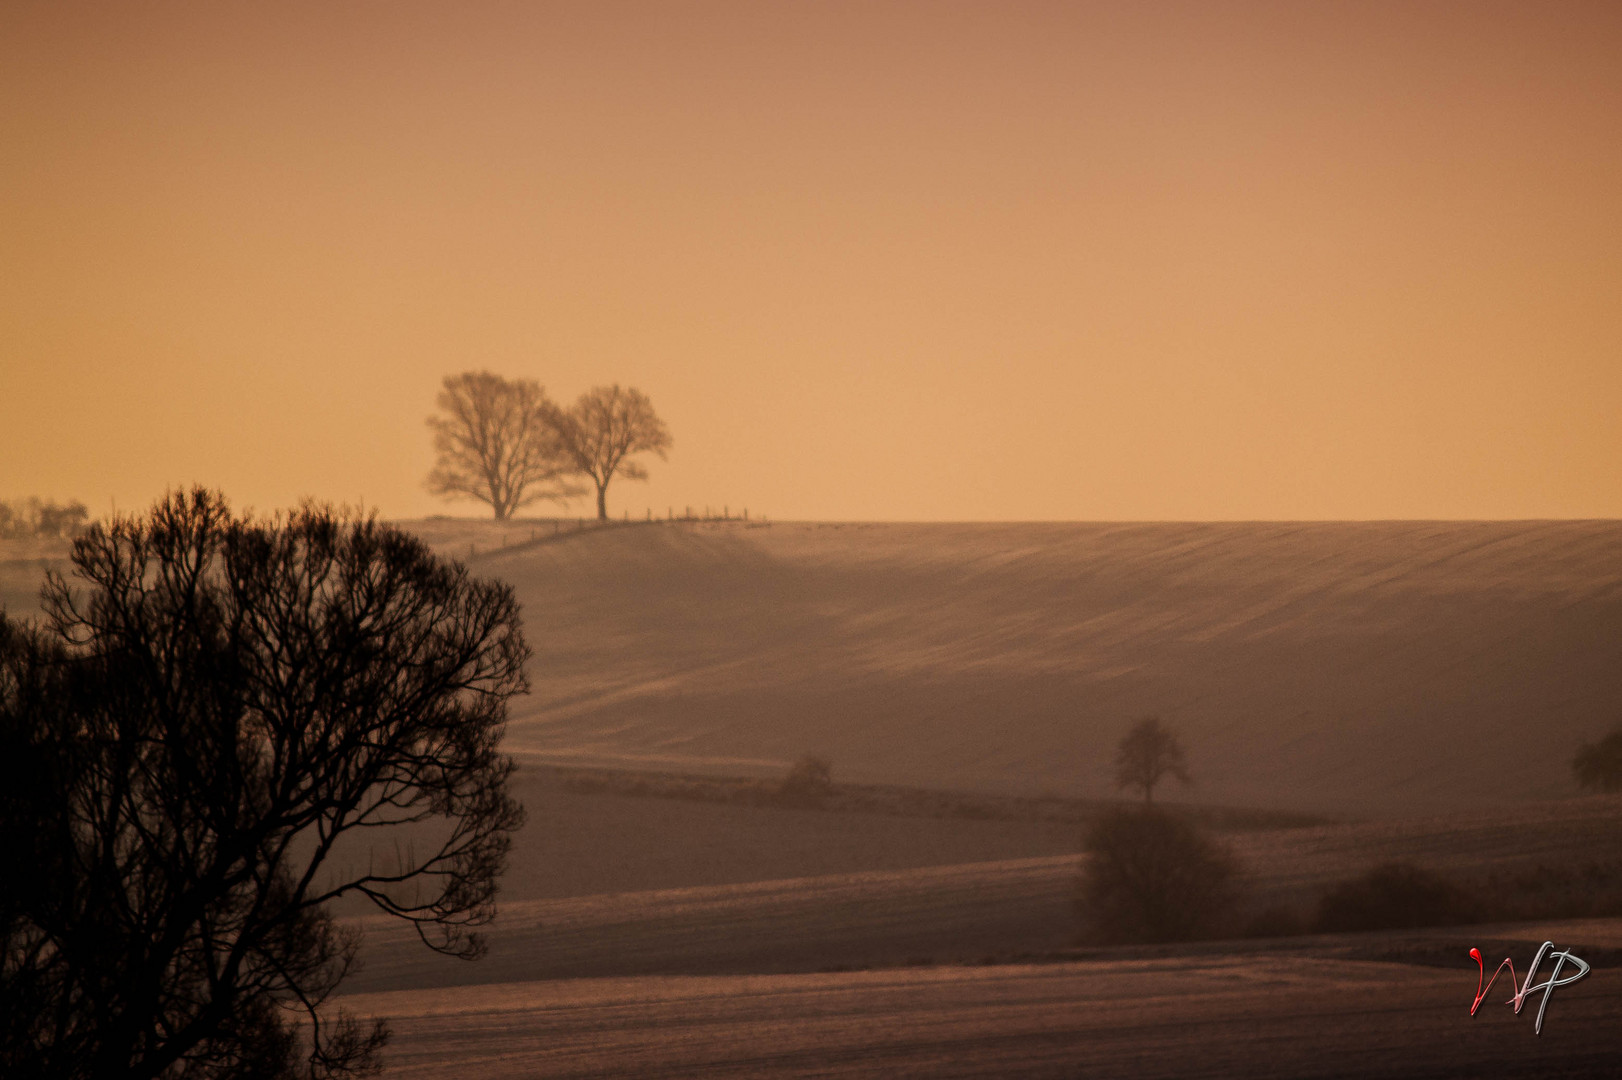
1241, 904, 1308, 939
1077, 806, 1237, 943
1573, 726, 1622, 792
1314, 862, 1476, 933
777, 754, 834, 805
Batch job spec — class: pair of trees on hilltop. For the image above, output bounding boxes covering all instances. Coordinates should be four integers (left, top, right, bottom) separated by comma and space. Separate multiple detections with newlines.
426, 372, 671, 521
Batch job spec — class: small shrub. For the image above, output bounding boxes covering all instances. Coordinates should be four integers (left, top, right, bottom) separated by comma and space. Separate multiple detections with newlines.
1473, 859, 1622, 922
777, 754, 833, 805
1573, 727, 1622, 793
1314, 861, 1476, 933
1241, 904, 1308, 939
1077, 806, 1238, 944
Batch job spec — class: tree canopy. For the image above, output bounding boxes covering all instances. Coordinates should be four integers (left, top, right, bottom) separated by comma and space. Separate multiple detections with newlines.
0, 489, 528, 1079
1113, 716, 1191, 804
1077, 806, 1236, 943
425, 371, 581, 520
550, 384, 672, 520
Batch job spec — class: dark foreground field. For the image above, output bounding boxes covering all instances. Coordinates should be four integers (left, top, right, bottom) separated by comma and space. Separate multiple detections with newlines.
13, 520, 1622, 1074
345, 924, 1622, 1079
334, 781, 1622, 1078
343, 782, 1622, 990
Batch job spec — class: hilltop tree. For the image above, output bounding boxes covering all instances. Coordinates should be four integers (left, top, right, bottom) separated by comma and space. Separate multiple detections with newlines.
1114, 716, 1191, 804
1573, 726, 1622, 793
426, 371, 581, 520
0, 489, 528, 1078
550, 384, 671, 520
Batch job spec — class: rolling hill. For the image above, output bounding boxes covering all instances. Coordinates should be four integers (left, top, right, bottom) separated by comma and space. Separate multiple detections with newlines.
409, 517, 1622, 817
9, 517, 1619, 816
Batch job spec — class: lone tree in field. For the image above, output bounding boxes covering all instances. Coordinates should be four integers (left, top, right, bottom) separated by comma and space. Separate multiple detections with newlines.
550, 384, 671, 520
0, 489, 528, 1079
1114, 716, 1191, 804
1573, 725, 1622, 793
426, 370, 581, 520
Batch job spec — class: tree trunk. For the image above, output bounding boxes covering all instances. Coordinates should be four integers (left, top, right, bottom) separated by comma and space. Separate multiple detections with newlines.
596, 484, 608, 520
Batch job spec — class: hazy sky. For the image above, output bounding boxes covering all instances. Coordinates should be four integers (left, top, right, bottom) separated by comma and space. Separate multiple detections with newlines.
4, 1, 1619, 521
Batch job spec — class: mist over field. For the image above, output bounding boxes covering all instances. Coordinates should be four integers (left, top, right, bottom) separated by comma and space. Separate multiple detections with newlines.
382, 518, 1622, 1075
8, 513, 1622, 1076
398, 517, 1622, 817
8, 0, 1622, 1072
336, 516, 1622, 1076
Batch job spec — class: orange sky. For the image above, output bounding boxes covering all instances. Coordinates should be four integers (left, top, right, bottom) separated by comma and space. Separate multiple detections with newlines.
3, 1, 1619, 521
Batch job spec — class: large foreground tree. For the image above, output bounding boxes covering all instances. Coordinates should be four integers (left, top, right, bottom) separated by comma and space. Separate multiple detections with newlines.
426, 371, 581, 520
551, 384, 671, 520
0, 489, 528, 1079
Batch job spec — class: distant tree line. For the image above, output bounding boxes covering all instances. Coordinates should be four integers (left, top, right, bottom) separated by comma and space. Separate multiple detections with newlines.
0, 498, 90, 540
427, 372, 672, 521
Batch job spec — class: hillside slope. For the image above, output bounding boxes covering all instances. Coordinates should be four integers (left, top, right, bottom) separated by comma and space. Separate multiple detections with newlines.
406, 518, 1622, 816
10, 520, 1619, 816
342, 791, 1622, 991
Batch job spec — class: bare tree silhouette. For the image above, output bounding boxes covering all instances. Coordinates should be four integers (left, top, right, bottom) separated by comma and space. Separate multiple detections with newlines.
0, 489, 528, 1079
1113, 716, 1191, 804
426, 371, 581, 520
550, 384, 671, 520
